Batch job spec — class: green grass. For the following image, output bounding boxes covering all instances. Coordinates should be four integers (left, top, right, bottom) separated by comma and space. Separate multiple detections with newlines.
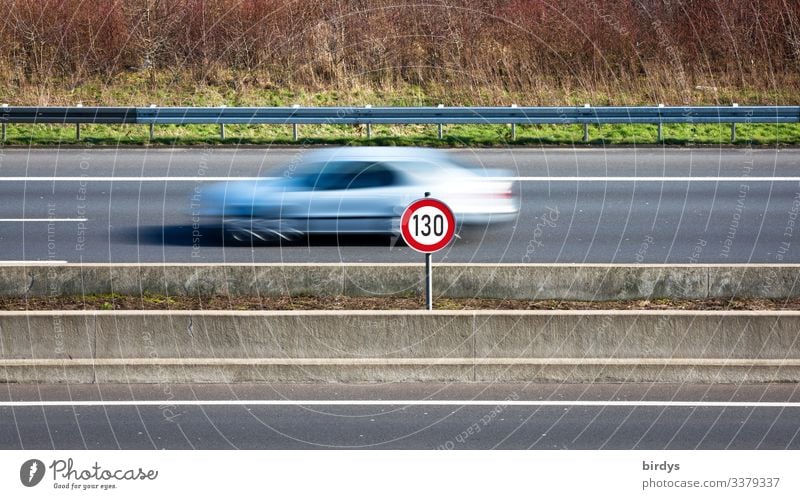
3, 121, 799, 147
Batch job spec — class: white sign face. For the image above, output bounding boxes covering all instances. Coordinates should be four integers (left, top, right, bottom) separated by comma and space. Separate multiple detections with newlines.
400, 198, 456, 253
407, 205, 450, 246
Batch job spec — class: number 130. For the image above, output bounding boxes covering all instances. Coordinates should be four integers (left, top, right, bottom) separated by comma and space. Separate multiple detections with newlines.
412, 213, 445, 237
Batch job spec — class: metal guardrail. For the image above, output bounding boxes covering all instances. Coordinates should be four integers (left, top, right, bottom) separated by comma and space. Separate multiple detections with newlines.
0, 106, 138, 124
1, 105, 798, 142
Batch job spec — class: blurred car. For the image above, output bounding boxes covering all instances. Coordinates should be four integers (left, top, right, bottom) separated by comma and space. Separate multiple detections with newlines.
196, 147, 519, 242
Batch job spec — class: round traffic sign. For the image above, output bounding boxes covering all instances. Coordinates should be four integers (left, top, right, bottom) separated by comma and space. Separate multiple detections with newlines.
400, 197, 456, 253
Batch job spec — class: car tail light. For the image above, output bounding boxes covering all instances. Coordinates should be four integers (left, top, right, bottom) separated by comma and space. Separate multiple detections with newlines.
485, 189, 513, 199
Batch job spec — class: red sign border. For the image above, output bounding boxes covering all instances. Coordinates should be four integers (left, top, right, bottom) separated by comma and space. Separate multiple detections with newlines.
400, 198, 456, 253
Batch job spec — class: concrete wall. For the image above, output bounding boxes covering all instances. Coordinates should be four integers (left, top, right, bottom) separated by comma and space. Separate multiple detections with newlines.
2, 310, 799, 383
1, 264, 798, 300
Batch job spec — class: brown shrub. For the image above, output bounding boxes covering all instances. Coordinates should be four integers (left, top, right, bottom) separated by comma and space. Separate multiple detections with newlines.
0, 0, 797, 102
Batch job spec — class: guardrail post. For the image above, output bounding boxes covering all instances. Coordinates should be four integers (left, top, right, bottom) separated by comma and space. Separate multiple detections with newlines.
657, 104, 664, 142
730, 103, 738, 142
149, 104, 156, 140
75, 103, 83, 140
582, 103, 590, 142
219, 104, 226, 140
437, 104, 444, 139
1, 104, 6, 142
292, 104, 300, 141
365, 105, 372, 139
510, 104, 517, 141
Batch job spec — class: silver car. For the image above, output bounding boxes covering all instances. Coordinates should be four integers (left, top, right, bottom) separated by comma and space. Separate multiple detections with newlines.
198, 147, 519, 242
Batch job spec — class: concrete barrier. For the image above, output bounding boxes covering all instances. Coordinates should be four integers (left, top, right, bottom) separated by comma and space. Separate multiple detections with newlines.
0, 263, 798, 300
2, 310, 799, 383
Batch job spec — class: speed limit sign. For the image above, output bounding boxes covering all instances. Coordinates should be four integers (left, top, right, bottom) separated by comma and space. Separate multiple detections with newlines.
400, 195, 456, 310
400, 197, 456, 253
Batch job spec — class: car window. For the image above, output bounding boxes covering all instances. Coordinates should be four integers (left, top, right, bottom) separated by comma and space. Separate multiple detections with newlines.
389, 160, 466, 178
301, 161, 398, 190
349, 163, 397, 189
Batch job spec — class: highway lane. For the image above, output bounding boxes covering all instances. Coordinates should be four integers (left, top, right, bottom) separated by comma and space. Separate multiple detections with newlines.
2, 383, 799, 450
2, 147, 799, 177
0, 147, 798, 263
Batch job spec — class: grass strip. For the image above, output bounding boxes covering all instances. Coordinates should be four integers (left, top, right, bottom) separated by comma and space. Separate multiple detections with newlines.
2, 294, 800, 311
3, 122, 800, 147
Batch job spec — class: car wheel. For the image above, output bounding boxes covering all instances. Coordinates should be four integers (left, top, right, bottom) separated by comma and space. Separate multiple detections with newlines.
222, 218, 303, 245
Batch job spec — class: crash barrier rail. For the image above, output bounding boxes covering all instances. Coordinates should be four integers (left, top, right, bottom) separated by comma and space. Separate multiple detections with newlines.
1, 104, 798, 142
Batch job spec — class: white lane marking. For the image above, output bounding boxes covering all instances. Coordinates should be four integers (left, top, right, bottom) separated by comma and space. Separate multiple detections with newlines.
0, 400, 798, 408
0, 176, 798, 182
492, 176, 800, 182
0, 177, 269, 182
0, 218, 87, 222
3, 356, 799, 364
0, 260, 68, 264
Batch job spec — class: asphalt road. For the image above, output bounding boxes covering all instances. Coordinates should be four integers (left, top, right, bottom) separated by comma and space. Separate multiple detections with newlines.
2, 383, 800, 450
0, 147, 798, 263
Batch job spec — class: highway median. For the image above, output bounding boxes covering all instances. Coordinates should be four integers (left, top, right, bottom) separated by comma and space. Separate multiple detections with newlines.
1, 310, 799, 384
1, 263, 798, 301
1, 264, 798, 384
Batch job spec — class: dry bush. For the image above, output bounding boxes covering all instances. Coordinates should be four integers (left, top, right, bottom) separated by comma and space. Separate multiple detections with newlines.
0, 0, 797, 103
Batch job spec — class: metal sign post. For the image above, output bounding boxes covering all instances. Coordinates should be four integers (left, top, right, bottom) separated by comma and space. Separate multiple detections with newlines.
425, 252, 433, 311
400, 192, 456, 311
